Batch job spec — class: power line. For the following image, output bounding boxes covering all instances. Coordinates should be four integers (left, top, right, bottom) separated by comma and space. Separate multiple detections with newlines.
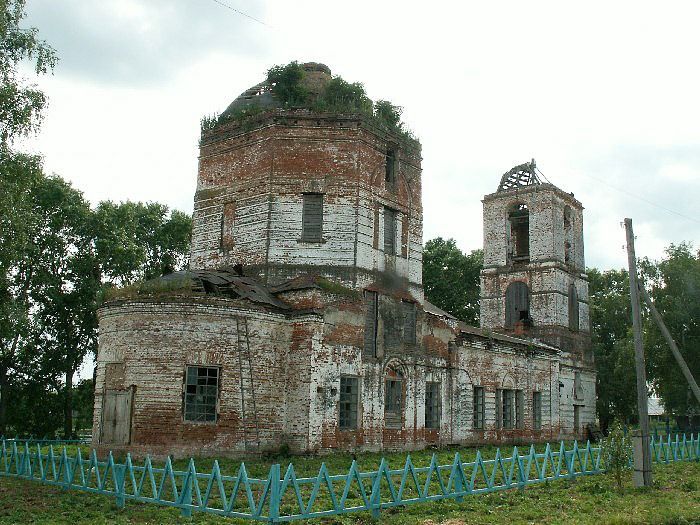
538, 166, 700, 225
208, 0, 269, 27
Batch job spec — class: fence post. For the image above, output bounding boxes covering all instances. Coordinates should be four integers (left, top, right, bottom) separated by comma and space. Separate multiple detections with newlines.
180, 468, 193, 517
115, 464, 126, 509
268, 463, 281, 523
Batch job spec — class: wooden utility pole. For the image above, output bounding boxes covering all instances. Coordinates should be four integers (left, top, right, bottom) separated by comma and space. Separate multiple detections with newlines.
624, 218, 652, 487
638, 285, 700, 405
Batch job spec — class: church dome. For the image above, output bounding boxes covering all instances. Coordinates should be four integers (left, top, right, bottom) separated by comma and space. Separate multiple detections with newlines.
219, 62, 332, 121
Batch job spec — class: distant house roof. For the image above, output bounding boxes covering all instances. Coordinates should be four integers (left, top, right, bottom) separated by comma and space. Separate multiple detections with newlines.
648, 396, 666, 417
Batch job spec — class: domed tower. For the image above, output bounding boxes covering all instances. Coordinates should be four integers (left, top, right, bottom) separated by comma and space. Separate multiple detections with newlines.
190, 62, 424, 300
480, 160, 596, 434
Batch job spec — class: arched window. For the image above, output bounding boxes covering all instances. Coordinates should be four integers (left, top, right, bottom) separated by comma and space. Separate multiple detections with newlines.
505, 281, 530, 328
508, 203, 529, 261
568, 282, 579, 331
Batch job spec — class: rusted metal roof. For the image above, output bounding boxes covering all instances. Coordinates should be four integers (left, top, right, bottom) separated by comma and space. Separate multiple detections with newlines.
158, 270, 289, 309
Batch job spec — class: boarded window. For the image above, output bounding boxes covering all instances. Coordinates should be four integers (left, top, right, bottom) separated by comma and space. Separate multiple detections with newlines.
473, 386, 485, 430
301, 193, 323, 242
574, 371, 583, 400
384, 208, 396, 255
505, 281, 530, 328
221, 201, 235, 252
385, 379, 403, 429
402, 300, 416, 344
533, 391, 542, 430
508, 204, 529, 260
363, 291, 378, 357
339, 376, 359, 430
425, 382, 441, 429
385, 149, 396, 186
184, 366, 219, 423
568, 283, 579, 331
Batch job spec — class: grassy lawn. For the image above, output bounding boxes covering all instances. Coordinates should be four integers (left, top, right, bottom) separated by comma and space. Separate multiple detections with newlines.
0, 445, 699, 524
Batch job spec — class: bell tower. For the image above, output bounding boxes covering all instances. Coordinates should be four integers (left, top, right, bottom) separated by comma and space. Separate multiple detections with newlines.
479, 160, 591, 363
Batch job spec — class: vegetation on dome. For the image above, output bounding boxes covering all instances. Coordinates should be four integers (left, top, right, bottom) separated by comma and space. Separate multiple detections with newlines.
202, 61, 417, 143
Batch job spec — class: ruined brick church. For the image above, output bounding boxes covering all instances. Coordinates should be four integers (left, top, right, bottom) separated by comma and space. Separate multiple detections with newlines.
92, 63, 596, 456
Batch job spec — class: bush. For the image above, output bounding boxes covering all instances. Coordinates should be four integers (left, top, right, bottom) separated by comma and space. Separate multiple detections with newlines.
601, 421, 633, 492
266, 61, 308, 106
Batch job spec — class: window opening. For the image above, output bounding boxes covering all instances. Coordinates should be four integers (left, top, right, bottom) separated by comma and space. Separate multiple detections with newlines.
533, 391, 542, 430
339, 376, 359, 430
574, 405, 581, 433
568, 283, 580, 331
473, 386, 485, 429
497, 388, 522, 429
184, 366, 219, 422
564, 205, 573, 264
385, 148, 396, 186
301, 193, 323, 242
425, 382, 441, 429
508, 203, 529, 261
363, 290, 378, 357
384, 207, 397, 255
385, 366, 404, 429
221, 201, 235, 252
505, 281, 531, 328
574, 371, 583, 400
402, 300, 416, 344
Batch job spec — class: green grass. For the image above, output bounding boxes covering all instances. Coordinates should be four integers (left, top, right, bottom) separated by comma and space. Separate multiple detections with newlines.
1, 444, 700, 524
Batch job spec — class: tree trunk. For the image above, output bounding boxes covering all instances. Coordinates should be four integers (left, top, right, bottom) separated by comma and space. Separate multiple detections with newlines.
64, 368, 73, 438
0, 364, 7, 436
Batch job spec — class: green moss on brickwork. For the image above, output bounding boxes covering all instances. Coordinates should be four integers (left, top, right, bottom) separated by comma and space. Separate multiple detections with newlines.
99, 277, 194, 304
316, 277, 362, 300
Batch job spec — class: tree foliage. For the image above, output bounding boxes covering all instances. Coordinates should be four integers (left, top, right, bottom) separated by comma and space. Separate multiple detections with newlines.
0, 169, 192, 436
587, 267, 637, 429
642, 243, 700, 421
422, 237, 482, 325
0, 0, 57, 145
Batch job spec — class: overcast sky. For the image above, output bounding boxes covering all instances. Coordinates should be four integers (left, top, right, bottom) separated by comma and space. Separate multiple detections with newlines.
20, 0, 700, 271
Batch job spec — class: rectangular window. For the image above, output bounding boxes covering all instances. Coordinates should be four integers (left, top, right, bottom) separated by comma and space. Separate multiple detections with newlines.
502, 389, 515, 429
574, 405, 581, 433
385, 379, 402, 428
533, 391, 542, 431
301, 193, 323, 242
363, 290, 378, 357
402, 300, 416, 344
425, 382, 441, 429
339, 376, 359, 430
384, 208, 396, 255
184, 366, 219, 423
515, 390, 524, 429
497, 388, 522, 430
473, 386, 485, 430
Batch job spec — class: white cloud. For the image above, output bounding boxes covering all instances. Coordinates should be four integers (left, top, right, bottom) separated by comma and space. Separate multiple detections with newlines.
20, 0, 700, 272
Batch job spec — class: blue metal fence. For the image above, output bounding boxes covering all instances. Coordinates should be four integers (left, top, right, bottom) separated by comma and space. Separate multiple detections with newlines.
0, 435, 698, 521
